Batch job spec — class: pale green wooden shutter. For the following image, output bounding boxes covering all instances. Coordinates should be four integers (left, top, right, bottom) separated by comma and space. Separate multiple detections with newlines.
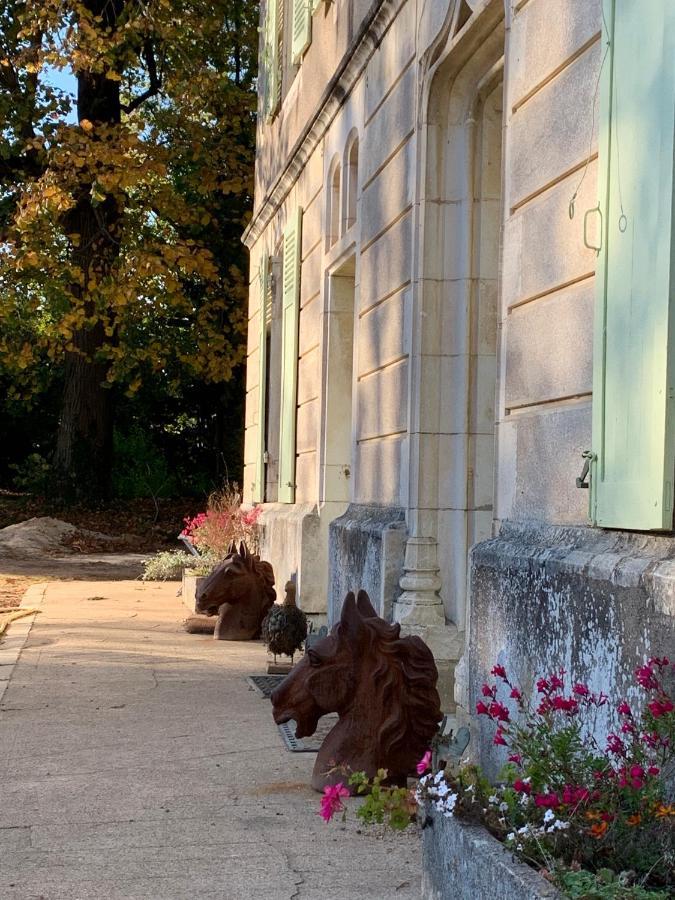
278, 208, 303, 503
263, 0, 280, 120
291, 0, 311, 63
590, 0, 675, 530
253, 255, 270, 503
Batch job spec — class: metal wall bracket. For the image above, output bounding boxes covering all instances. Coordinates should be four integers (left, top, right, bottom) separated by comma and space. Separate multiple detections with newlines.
576, 450, 596, 489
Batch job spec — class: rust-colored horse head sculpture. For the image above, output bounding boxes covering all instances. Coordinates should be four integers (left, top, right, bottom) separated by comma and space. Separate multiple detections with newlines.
271, 590, 442, 792
196, 541, 275, 640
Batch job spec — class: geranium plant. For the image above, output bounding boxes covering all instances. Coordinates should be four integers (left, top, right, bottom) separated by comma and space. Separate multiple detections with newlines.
180, 482, 262, 560
319, 657, 675, 898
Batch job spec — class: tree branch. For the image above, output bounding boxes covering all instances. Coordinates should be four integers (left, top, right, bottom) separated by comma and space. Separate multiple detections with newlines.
121, 40, 162, 114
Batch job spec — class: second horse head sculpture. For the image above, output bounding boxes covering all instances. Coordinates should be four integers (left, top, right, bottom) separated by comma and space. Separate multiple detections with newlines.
271, 590, 442, 792
195, 542, 275, 640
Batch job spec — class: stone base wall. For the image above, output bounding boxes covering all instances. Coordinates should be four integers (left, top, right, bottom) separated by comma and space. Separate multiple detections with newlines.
465, 522, 675, 779
258, 503, 324, 615
328, 505, 407, 625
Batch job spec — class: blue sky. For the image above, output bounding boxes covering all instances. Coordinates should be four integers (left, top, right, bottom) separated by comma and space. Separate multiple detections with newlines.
43, 65, 78, 122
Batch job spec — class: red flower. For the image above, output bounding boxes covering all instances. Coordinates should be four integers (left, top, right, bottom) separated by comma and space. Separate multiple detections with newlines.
482, 683, 496, 698
508, 754, 522, 765
488, 701, 510, 722
572, 683, 590, 697
510, 688, 522, 700
617, 700, 632, 716
536, 678, 550, 694
534, 792, 559, 808
648, 766, 660, 776
513, 779, 531, 794
493, 728, 507, 746
606, 733, 625, 755
551, 696, 579, 715
475, 701, 490, 715
491, 664, 507, 679
549, 673, 565, 691
648, 656, 670, 668
648, 698, 674, 718
635, 663, 659, 690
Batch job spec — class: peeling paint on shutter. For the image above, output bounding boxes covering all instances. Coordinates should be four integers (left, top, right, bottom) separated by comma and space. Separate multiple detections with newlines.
590, 0, 675, 530
278, 208, 303, 504
291, 0, 311, 63
253, 255, 270, 503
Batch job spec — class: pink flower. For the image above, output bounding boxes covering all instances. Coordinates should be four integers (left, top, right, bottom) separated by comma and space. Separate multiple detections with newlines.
510, 688, 522, 700
493, 728, 507, 746
572, 683, 589, 697
562, 785, 590, 806
549, 673, 565, 691
513, 779, 531, 794
416, 750, 432, 775
551, 696, 579, 715
536, 678, 550, 694
481, 683, 496, 698
648, 656, 670, 668
476, 701, 490, 715
320, 783, 350, 822
508, 754, 522, 765
488, 701, 510, 722
648, 766, 660, 776
491, 664, 507, 679
617, 700, 632, 716
629, 764, 644, 780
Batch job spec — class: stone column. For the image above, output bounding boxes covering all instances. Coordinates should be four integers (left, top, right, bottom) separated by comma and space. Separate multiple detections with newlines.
393, 536, 464, 710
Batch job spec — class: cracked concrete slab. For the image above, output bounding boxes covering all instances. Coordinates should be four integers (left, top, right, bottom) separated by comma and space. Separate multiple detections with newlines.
0, 580, 421, 899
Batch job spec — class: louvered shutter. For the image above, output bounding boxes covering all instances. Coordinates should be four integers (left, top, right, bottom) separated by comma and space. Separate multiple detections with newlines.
291, 0, 311, 63
278, 208, 303, 504
590, 0, 675, 529
253, 255, 270, 503
264, 0, 280, 119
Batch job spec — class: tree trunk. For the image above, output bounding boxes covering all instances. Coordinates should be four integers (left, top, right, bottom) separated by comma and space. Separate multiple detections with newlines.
52, 21, 123, 503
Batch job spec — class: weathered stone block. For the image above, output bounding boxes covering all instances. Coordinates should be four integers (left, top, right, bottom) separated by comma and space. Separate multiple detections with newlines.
354, 433, 406, 506
358, 288, 409, 377
361, 135, 415, 247
505, 281, 594, 408
508, 41, 600, 207
328, 504, 407, 624
365, 2, 416, 120
510, 0, 601, 110
297, 345, 320, 406
299, 294, 321, 357
502, 163, 598, 307
356, 358, 408, 441
296, 397, 319, 454
467, 522, 675, 780
359, 210, 413, 313
362, 64, 416, 186
422, 809, 563, 900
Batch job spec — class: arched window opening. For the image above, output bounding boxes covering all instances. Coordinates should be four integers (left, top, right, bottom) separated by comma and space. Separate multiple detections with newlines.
344, 136, 359, 232
327, 160, 341, 248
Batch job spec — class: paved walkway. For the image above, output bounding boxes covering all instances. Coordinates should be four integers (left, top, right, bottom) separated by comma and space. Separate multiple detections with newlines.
0, 580, 420, 899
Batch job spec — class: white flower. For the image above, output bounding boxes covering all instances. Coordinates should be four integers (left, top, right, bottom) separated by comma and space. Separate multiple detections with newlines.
553, 819, 569, 831
506, 832, 516, 842
434, 771, 445, 785
488, 795, 499, 805
465, 784, 475, 793
499, 801, 509, 813
543, 809, 555, 823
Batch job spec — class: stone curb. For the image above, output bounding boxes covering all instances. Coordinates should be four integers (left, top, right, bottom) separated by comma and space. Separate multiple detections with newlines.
0, 583, 47, 705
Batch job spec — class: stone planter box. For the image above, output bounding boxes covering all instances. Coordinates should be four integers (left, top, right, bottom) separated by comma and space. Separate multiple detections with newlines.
181, 571, 207, 613
422, 809, 564, 900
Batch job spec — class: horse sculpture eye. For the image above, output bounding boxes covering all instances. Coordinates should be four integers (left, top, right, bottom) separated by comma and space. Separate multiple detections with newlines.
307, 649, 322, 668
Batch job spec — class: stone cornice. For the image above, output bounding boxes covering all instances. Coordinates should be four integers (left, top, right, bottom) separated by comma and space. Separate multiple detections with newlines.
242, 0, 405, 248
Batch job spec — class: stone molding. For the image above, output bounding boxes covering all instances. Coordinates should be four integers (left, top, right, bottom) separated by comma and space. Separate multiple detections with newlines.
243, 0, 408, 248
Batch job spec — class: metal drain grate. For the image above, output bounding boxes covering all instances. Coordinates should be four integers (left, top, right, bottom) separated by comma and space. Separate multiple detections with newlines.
277, 719, 323, 753
246, 674, 287, 698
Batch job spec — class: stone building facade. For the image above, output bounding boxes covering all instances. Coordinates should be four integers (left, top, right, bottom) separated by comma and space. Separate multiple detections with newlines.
242, 0, 675, 756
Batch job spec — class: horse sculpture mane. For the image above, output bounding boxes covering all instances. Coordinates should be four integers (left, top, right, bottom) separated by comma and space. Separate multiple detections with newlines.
195, 541, 275, 640
271, 590, 441, 792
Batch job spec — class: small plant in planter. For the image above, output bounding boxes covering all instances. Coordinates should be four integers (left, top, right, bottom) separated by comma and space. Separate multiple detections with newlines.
319, 657, 675, 898
180, 482, 262, 560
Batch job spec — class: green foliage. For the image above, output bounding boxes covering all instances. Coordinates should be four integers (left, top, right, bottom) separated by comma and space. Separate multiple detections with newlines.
112, 428, 177, 500
141, 550, 216, 581
10, 452, 52, 493
554, 868, 670, 900
347, 770, 416, 831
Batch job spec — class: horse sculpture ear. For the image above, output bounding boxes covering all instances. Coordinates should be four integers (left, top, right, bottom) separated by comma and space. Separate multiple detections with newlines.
356, 590, 378, 618
239, 541, 247, 558
340, 591, 364, 639
228, 541, 237, 556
